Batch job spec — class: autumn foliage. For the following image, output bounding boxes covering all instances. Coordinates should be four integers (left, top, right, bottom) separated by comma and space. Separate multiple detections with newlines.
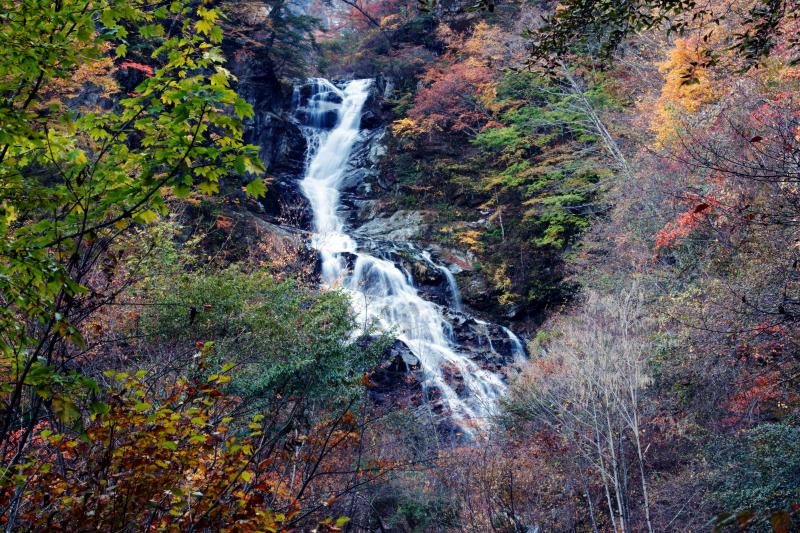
2, 371, 296, 532
401, 22, 505, 136
4, 0, 800, 529
407, 61, 494, 134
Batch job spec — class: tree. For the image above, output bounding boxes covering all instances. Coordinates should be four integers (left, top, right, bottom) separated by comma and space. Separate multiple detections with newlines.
139, 266, 388, 405
504, 289, 655, 533
225, 0, 321, 78
471, 69, 617, 249
528, 0, 800, 67
400, 22, 504, 136
0, 365, 362, 531
709, 421, 800, 530
406, 60, 494, 135
648, 58, 800, 402
1, 370, 288, 531
0, 0, 264, 482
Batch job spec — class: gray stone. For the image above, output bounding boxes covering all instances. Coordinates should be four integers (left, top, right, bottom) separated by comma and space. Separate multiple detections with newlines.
355, 210, 425, 242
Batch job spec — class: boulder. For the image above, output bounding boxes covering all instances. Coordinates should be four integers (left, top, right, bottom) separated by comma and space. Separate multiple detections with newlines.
369, 340, 422, 406
355, 210, 425, 242
455, 269, 495, 311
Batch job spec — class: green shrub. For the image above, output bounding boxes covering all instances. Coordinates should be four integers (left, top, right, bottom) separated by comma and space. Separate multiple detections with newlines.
385, 493, 460, 532
708, 421, 800, 530
141, 267, 388, 402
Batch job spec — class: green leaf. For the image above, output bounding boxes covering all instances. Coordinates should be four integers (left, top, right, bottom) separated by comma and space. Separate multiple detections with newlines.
134, 210, 159, 224
140, 24, 164, 38
233, 99, 253, 120
100, 9, 117, 28
205, 50, 226, 64
195, 19, 212, 35
90, 401, 110, 417
52, 396, 81, 424
209, 26, 224, 43
25, 362, 54, 386
198, 181, 219, 195
209, 71, 228, 88
245, 178, 267, 198
173, 183, 191, 197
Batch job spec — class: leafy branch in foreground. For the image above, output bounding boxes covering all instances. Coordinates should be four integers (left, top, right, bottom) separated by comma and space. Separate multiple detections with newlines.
1, 366, 354, 531
0, 0, 265, 479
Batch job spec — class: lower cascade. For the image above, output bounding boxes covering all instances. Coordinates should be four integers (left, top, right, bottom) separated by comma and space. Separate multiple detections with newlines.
294, 78, 524, 429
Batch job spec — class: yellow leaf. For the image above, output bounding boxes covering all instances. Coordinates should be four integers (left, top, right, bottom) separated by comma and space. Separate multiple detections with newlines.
134, 210, 158, 224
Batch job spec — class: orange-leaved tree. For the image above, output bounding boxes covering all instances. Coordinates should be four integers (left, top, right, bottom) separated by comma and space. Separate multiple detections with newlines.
0, 364, 354, 531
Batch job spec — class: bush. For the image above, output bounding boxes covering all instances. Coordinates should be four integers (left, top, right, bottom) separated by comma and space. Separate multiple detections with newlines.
709, 421, 800, 530
141, 267, 388, 402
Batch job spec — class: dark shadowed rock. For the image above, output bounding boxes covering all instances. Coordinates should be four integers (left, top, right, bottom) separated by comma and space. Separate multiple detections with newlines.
369, 340, 422, 407
359, 110, 382, 130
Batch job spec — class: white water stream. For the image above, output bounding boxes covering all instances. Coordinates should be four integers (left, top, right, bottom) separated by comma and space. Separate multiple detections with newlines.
295, 78, 517, 427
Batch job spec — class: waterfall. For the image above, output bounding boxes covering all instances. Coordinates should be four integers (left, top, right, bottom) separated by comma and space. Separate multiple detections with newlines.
295, 78, 510, 428
420, 250, 462, 312
503, 327, 527, 361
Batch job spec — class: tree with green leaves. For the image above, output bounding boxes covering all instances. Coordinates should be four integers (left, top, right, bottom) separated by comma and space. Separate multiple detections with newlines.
140, 266, 388, 406
471, 70, 615, 249
0, 0, 265, 474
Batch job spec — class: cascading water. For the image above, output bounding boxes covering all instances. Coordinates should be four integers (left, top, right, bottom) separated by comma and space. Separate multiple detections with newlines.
420, 250, 462, 312
294, 78, 516, 428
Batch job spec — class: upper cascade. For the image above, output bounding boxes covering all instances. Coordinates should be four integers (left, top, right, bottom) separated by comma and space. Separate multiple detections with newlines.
293, 78, 523, 431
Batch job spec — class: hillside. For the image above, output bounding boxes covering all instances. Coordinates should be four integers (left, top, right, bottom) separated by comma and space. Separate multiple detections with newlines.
1, 0, 799, 531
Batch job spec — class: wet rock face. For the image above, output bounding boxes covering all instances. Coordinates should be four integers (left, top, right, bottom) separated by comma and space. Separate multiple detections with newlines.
456, 269, 494, 310
292, 78, 388, 132
250, 78, 390, 232
252, 117, 311, 226
368, 311, 525, 439
354, 210, 424, 242
225, 47, 312, 226
352, 242, 460, 308
295, 108, 339, 129
296, 82, 344, 106
245, 109, 307, 175
293, 81, 342, 130
360, 77, 391, 130
226, 49, 301, 171
368, 292, 525, 405
340, 129, 386, 190
359, 110, 381, 130
442, 310, 523, 368
369, 340, 422, 409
